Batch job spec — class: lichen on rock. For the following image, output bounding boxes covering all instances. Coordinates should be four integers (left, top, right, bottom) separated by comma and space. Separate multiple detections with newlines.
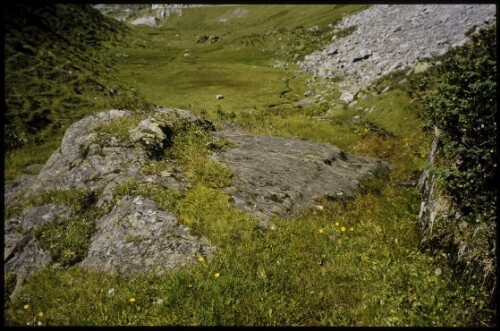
81, 195, 214, 276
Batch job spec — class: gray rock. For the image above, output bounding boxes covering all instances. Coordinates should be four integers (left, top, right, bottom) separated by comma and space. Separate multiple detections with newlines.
130, 117, 173, 159
81, 196, 214, 276
299, 4, 495, 94
4, 108, 217, 284
304, 90, 315, 97
414, 61, 431, 74
20, 204, 71, 231
24, 109, 193, 205
4, 174, 36, 206
130, 16, 157, 27
26, 110, 145, 197
353, 48, 372, 62
4, 217, 27, 262
296, 98, 316, 109
212, 130, 389, 222
340, 92, 354, 103
4, 238, 52, 278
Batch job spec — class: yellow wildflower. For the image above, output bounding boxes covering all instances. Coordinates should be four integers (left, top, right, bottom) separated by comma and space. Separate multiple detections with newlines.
349, 227, 354, 231
335, 222, 340, 227
318, 228, 324, 234
340, 226, 346, 232
197, 256, 205, 263
129, 297, 136, 303
214, 272, 221, 278
23, 304, 29, 310
187, 284, 193, 288
37, 312, 44, 318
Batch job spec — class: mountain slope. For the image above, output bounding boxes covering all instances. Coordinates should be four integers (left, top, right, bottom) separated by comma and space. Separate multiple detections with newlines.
4, 4, 150, 179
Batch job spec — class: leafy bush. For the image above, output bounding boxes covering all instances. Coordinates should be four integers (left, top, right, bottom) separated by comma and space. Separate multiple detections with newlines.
411, 25, 496, 321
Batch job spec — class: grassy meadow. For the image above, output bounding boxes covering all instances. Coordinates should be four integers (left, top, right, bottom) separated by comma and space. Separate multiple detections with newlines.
4, 5, 492, 326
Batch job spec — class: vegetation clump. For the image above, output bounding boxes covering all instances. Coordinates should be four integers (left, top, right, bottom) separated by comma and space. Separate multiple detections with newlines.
411, 25, 497, 320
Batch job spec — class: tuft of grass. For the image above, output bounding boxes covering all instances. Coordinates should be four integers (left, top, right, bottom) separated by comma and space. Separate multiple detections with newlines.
168, 125, 232, 189
94, 112, 145, 142
34, 217, 95, 266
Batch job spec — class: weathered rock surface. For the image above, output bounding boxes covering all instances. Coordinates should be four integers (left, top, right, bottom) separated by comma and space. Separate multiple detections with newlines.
4, 107, 388, 282
212, 130, 389, 221
4, 204, 70, 264
4, 108, 213, 281
26, 109, 191, 206
81, 196, 214, 276
4, 174, 36, 206
300, 5, 495, 94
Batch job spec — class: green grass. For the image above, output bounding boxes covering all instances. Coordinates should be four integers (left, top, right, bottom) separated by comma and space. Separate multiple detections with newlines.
4, 4, 492, 327
112, 5, 367, 121
5, 181, 483, 326
4, 4, 153, 179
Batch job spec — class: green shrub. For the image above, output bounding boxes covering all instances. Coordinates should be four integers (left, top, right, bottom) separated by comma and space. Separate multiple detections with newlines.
411, 25, 496, 321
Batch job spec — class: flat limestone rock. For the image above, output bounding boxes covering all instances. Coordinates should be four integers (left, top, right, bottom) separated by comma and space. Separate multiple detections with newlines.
80, 196, 214, 276
212, 130, 389, 221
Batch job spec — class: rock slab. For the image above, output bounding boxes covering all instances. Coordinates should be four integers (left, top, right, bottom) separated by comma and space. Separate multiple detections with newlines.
212, 130, 389, 221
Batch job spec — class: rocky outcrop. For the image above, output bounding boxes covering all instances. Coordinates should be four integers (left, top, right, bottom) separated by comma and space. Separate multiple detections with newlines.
300, 4, 496, 96
4, 108, 212, 280
25, 109, 195, 206
93, 4, 197, 26
81, 196, 214, 276
4, 107, 388, 282
213, 130, 389, 222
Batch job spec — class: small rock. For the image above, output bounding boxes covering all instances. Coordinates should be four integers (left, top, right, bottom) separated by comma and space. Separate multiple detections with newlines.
296, 98, 316, 109
215, 94, 224, 100
304, 90, 315, 97
414, 61, 431, 74
340, 92, 354, 103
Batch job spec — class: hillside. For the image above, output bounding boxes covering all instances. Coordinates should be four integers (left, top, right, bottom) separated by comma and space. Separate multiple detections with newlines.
3, 4, 497, 327
4, 4, 150, 179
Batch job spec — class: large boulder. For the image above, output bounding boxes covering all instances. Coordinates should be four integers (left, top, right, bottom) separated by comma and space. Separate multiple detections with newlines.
4, 108, 214, 283
81, 196, 214, 276
212, 130, 389, 222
